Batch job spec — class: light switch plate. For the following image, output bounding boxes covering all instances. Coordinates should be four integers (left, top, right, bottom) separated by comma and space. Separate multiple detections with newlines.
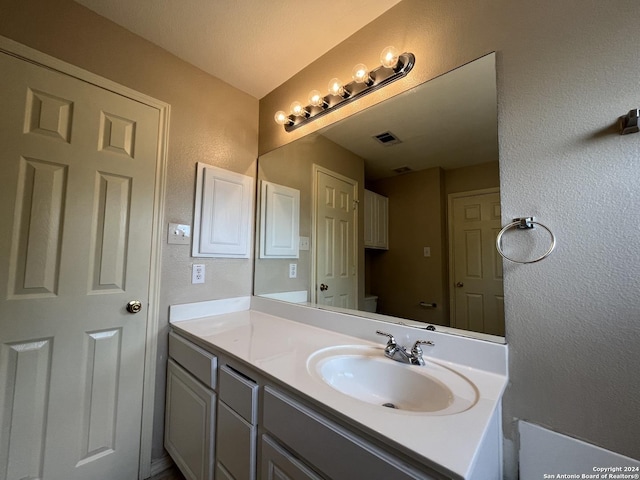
168, 223, 191, 245
423, 246, 431, 257
299, 236, 310, 251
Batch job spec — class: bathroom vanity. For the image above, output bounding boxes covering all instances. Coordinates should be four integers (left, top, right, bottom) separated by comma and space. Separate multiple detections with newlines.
165, 297, 507, 480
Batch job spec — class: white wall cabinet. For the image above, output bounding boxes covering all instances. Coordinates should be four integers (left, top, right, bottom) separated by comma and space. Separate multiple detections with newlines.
364, 189, 389, 249
192, 162, 254, 258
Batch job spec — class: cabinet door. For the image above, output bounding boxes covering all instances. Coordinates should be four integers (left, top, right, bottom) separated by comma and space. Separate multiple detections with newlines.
375, 194, 389, 249
165, 360, 215, 480
364, 189, 376, 247
216, 401, 257, 480
261, 435, 322, 480
192, 162, 254, 258
364, 190, 389, 249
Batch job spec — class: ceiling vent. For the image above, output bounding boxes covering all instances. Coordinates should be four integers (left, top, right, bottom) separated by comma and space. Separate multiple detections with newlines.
392, 166, 413, 174
373, 131, 402, 146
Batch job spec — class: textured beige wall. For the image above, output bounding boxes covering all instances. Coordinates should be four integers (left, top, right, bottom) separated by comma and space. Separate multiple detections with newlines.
260, 0, 640, 476
445, 161, 500, 195
255, 135, 365, 304
365, 162, 499, 327
0, 0, 258, 460
367, 168, 447, 325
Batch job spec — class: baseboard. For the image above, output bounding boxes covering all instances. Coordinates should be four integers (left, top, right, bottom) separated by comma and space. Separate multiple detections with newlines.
149, 455, 175, 477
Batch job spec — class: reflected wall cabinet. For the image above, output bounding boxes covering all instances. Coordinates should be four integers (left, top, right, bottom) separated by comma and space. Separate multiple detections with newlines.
259, 181, 300, 259
364, 189, 389, 250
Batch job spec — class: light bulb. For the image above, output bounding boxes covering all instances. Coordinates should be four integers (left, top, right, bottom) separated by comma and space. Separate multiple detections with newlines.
352, 63, 372, 85
290, 101, 308, 117
328, 78, 346, 97
274, 110, 290, 125
308, 89, 327, 107
380, 46, 400, 69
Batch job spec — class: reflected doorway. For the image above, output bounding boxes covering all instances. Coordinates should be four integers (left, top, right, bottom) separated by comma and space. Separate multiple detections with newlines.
448, 188, 504, 336
312, 165, 358, 308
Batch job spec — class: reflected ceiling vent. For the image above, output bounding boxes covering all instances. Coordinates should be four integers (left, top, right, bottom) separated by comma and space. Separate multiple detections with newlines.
373, 131, 402, 146
392, 166, 413, 174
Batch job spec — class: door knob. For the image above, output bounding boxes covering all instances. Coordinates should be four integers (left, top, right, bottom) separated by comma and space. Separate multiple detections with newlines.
319, 283, 329, 291
126, 300, 143, 314
456, 282, 464, 288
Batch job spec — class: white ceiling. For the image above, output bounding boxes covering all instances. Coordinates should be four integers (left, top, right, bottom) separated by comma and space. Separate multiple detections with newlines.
73, 0, 403, 99
317, 53, 498, 180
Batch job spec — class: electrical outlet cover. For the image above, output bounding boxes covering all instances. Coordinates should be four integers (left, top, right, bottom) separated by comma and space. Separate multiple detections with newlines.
192, 264, 205, 284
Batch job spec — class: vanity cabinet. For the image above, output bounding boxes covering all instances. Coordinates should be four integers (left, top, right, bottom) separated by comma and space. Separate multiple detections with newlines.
364, 189, 389, 249
166, 329, 448, 480
165, 333, 217, 480
262, 387, 437, 480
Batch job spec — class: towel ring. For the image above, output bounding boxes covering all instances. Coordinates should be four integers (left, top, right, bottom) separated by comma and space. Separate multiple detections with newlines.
496, 217, 556, 264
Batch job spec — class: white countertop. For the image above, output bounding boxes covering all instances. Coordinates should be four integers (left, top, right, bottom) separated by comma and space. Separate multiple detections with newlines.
169, 298, 508, 479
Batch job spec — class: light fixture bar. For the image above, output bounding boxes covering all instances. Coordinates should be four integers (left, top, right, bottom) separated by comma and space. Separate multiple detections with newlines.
278, 52, 415, 132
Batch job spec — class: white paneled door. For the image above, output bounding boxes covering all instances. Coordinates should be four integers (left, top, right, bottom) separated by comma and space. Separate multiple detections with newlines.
450, 190, 504, 336
0, 52, 160, 479
314, 167, 357, 309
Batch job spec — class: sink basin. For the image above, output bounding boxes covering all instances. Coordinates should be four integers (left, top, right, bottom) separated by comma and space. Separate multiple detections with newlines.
307, 345, 478, 414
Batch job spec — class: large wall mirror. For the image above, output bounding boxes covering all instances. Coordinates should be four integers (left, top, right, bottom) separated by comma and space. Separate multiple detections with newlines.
255, 52, 505, 343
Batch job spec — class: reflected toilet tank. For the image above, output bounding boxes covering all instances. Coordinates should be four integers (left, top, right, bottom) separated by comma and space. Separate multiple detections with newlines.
363, 295, 378, 313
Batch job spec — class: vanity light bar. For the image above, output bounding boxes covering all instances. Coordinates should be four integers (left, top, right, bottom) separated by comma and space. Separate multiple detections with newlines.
274, 47, 416, 132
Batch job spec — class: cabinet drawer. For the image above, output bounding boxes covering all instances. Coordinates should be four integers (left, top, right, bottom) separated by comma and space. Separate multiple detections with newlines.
219, 364, 258, 424
169, 331, 217, 389
261, 434, 323, 480
216, 401, 257, 480
263, 387, 439, 480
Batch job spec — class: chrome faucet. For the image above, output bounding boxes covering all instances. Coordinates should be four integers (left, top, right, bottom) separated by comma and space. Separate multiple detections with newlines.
376, 330, 434, 366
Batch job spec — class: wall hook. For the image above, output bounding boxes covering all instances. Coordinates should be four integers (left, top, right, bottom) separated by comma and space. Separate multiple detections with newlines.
619, 109, 639, 135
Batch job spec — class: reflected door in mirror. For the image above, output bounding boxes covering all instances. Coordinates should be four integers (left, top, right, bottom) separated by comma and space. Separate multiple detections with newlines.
449, 189, 504, 336
315, 168, 357, 308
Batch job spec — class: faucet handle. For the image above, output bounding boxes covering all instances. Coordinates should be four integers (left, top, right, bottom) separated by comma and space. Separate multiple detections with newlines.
376, 331, 398, 355
376, 330, 396, 344
411, 339, 435, 356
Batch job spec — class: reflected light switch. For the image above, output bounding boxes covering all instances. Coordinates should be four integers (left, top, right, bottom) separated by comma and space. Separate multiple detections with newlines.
423, 246, 431, 257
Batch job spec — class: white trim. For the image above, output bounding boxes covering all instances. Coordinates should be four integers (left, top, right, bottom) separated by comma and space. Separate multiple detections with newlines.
447, 187, 500, 331
311, 164, 359, 308
0, 35, 170, 480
